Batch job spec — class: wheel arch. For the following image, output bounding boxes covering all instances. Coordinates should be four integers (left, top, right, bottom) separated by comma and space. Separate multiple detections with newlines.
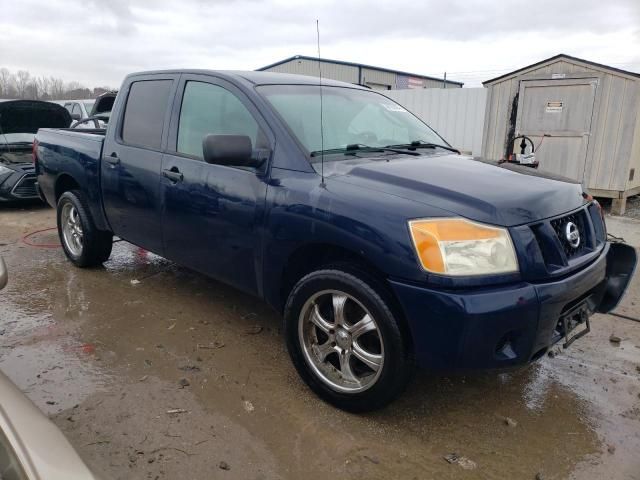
276, 243, 414, 352
54, 173, 81, 203
53, 173, 110, 232
278, 243, 381, 309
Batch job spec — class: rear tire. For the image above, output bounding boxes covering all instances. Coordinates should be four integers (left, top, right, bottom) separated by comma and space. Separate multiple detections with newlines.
284, 268, 414, 412
57, 190, 113, 267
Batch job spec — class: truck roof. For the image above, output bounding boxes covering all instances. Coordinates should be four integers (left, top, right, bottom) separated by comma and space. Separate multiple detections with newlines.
125, 70, 368, 89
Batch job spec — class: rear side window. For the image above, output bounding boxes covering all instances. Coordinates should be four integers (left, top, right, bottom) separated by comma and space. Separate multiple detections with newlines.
177, 81, 259, 159
121, 80, 172, 150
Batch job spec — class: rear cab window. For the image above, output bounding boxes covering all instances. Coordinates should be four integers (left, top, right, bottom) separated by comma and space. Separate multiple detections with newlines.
121, 80, 173, 150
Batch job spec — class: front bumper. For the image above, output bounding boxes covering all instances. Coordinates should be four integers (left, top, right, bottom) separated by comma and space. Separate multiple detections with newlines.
0, 168, 41, 202
390, 242, 636, 370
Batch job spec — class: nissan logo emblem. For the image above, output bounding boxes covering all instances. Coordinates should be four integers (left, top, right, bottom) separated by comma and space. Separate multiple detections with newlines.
564, 222, 580, 248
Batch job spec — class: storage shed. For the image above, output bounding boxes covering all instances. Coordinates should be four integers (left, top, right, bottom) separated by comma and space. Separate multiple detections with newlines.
481, 54, 640, 214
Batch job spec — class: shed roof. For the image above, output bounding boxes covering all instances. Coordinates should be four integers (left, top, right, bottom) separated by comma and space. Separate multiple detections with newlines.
258, 55, 464, 86
483, 54, 640, 86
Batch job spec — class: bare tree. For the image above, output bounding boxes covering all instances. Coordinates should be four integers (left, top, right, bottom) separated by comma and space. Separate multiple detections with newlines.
49, 76, 65, 99
0, 68, 115, 100
15, 70, 31, 98
0, 68, 15, 98
36, 76, 52, 99
25, 80, 39, 100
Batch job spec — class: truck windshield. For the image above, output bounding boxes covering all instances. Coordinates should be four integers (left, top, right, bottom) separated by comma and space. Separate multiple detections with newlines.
258, 85, 447, 160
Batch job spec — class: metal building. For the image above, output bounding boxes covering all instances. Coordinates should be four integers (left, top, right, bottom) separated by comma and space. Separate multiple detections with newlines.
257, 55, 463, 90
388, 88, 487, 155
481, 54, 640, 214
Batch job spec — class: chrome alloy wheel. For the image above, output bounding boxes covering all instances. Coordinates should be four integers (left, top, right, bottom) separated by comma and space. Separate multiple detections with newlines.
61, 203, 84, 256
298, 290, 384, 393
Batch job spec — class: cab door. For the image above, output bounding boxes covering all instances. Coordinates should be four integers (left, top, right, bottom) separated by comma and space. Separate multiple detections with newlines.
101, 75, 179, 254
160, 75, 273, 295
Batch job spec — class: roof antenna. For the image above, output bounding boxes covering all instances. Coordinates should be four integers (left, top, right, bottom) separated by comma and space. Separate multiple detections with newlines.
316, 19, 325, 187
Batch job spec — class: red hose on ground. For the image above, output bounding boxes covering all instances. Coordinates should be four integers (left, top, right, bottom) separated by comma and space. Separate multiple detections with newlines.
21, 227, 61, 248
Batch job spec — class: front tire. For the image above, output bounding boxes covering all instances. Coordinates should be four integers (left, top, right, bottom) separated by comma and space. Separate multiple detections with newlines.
284, 268, 414, 412
57, 190, 113, 267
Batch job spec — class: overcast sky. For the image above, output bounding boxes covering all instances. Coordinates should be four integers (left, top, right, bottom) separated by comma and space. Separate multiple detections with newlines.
1, 0, 639, 88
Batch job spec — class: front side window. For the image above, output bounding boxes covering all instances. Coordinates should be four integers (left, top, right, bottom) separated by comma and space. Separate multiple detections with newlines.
177, 81, 258, 159
121, 79, 173, 150
258, 85, 446, 160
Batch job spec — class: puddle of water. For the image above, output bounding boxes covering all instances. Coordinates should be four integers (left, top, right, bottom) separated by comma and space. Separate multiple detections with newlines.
2, 224, 632, 479
0, 343, 108, 414
1, 249, 110, 414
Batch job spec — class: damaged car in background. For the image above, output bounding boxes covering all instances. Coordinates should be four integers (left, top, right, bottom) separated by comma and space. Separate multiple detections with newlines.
70, 91, 117, 130
0, 100, 71, 203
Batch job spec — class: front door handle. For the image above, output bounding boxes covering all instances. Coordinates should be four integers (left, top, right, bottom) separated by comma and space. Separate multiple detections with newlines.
162, 168, 183, 183
105, 152, 120, 165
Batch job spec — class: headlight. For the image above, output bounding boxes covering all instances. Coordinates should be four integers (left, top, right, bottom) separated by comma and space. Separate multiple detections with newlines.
408, 218, 519, 276
0, 164, 13, 175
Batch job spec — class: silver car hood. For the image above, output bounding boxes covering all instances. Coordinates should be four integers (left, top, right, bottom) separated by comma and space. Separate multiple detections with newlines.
0, 370, 100, 479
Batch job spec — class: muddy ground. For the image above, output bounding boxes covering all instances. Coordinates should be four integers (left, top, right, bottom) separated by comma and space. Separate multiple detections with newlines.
1, 205, 639, 480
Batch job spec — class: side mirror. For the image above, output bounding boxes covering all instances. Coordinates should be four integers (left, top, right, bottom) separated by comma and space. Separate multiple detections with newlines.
202, 134, 262, 168
0, 257, 7, 290
70, 113, 81, 121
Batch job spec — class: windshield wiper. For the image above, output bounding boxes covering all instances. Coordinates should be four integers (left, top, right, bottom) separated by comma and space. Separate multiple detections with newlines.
310, 143, 420, 157
385, 140, 460, 154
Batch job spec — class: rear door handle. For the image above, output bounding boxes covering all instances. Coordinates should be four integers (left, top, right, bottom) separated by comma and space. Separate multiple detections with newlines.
162, 168, 183, 183
105, 153, 120, 165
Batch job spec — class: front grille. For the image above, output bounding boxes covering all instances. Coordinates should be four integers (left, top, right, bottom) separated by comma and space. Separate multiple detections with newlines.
11, 174, 38, 198
550, 210, 588, 259
528, 204, 605, 274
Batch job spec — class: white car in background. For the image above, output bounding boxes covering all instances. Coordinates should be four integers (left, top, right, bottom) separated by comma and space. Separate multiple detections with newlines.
59, 92, 117, 130
61, 99, 95, 122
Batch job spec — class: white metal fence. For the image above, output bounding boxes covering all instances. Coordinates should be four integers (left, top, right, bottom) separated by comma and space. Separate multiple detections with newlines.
386, 88, 487, 156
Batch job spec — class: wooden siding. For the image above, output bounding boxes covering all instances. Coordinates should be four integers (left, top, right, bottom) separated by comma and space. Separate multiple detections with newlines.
481, 57, 640, 195
628, 104, 640, 190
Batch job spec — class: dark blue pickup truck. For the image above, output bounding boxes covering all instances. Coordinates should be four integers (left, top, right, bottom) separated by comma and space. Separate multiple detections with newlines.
34, 70, 636, 411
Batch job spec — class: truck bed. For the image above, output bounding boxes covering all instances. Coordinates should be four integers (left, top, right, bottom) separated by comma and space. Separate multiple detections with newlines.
35, 128, 108, 230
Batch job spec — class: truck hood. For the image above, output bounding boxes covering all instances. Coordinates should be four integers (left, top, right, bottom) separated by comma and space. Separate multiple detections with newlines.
327, 153, 586, 227
0, 100, 71, 134
90, 92, 116, 116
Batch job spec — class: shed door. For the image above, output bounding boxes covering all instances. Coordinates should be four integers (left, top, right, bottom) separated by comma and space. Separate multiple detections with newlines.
515, 78, 597, 182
